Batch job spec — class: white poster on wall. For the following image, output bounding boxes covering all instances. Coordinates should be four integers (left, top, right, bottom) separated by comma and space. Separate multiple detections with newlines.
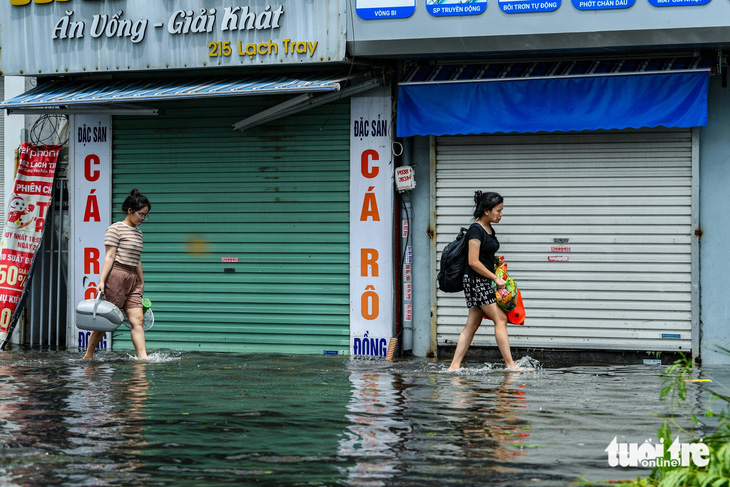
70, 115, 112, 351
350, 89, 394, 357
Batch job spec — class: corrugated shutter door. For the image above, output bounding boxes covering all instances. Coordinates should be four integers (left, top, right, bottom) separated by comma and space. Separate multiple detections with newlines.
436, 129, 694, 352
112, 97, 350, 354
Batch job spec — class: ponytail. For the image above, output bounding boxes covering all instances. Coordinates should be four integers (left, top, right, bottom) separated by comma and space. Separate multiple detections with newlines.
472, 191, 503, 219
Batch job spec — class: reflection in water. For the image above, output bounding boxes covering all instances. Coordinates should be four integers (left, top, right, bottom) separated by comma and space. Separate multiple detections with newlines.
62, 361, 150, 484
0, 365, 24, 441
0, 352, 723, 487
447, 372, 529, 463
0, 364, 26, 487
339, 362, 531, 486
0, 357, 151, 486
339, 367, 412, 486
0, 360, 78, 485
415, 369, 532, 485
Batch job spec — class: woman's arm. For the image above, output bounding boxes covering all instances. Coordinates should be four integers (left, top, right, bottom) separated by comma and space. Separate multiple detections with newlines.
97, 245, 117, 296
467, 239, 506, 288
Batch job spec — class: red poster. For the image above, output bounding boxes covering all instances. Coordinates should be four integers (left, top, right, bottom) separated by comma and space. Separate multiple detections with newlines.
0, 143, 61, 345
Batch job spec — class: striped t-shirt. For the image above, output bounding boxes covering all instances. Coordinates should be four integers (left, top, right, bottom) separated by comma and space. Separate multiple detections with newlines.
104, 221, 143, 267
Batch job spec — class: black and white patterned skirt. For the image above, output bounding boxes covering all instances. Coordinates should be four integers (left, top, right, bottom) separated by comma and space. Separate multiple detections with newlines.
463, 274, 497, 309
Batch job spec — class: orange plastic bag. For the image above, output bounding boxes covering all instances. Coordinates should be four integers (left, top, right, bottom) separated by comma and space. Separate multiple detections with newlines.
484, 257, 526, 325
507, 288, 525, 325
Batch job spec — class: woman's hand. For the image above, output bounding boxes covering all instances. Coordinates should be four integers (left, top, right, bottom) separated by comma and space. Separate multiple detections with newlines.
494, 277, 506, 289
97, 281, 105, 297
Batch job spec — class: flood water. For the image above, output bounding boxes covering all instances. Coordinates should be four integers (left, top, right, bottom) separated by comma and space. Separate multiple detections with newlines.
0, 350, 726, 487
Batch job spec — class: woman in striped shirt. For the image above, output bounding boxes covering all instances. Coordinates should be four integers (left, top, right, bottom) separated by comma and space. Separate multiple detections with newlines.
84, 189, 151, 360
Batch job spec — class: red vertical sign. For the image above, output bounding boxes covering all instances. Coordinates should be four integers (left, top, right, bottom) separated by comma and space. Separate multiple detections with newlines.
0, 143, 61, 346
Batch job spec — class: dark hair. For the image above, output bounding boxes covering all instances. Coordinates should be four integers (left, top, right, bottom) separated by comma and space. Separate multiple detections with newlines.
122, 188, 151, 213
472, 191, 503, 219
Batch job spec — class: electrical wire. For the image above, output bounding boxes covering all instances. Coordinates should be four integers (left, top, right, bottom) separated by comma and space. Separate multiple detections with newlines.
29, 114, 69, 146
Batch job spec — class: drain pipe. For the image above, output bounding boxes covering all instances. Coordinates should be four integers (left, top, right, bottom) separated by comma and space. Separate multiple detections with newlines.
396, 137, 416, 353
401, 195, 413, 353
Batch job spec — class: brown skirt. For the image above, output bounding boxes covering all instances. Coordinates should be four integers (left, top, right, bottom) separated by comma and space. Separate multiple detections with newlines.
103, 262, 143, 310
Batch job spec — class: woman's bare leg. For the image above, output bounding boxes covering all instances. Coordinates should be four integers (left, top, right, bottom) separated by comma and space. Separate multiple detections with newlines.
448, 307, 485, 371
125, 308, 148, 359
481, 303, 516, 368
83, 331, 106, 359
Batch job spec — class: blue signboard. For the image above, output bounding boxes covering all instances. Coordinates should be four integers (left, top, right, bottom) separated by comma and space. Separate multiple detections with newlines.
499, 0, 560, 12
572, 0, 634, 9
647, 0, 710, 5
356, 0, 417, 19
427, 0, 488, 16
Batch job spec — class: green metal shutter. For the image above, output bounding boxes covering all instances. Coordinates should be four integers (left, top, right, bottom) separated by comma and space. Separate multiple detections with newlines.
111, 97, 350, 354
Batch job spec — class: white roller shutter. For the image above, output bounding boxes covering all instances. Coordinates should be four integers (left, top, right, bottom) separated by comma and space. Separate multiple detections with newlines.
435, 129, 695, 352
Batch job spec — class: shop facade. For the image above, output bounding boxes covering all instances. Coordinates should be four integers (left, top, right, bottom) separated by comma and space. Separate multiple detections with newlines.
347, 0, 730, 364
1, 0, 395, 356
3, 1, 729, 363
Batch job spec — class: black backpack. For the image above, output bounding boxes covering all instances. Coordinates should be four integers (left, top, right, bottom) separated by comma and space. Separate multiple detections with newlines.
437, 227, 469, 293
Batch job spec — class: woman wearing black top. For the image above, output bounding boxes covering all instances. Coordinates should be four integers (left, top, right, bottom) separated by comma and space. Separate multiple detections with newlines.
448, 191, 521, 371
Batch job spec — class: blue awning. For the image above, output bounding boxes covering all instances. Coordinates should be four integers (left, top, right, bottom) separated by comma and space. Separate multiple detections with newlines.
397, 58, 712, 136
0, 74, 347, 114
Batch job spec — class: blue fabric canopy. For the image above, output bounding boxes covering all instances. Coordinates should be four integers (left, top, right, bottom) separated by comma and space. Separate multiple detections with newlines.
397, 59, 711, 136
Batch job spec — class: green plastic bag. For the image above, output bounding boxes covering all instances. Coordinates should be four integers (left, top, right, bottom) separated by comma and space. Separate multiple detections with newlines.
491, 256, 517, 312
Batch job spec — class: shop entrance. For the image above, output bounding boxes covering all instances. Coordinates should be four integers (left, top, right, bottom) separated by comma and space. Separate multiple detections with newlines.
435, 129, 696, 353
112, 97, 352, 354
